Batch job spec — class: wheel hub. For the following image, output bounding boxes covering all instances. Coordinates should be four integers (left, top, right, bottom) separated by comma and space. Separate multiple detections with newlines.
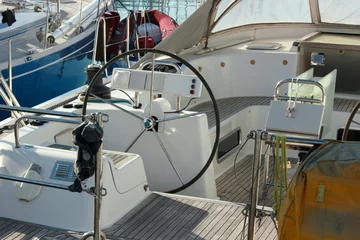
143, 118, 154, 130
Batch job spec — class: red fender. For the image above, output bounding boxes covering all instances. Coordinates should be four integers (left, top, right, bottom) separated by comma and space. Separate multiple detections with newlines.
134, 36, 155, 49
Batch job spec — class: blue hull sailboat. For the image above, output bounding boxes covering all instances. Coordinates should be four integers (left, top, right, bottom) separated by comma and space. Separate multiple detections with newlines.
0, 0, 112, 119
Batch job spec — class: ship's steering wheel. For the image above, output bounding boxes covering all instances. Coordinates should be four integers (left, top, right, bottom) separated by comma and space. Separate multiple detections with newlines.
81, 48, 220, 194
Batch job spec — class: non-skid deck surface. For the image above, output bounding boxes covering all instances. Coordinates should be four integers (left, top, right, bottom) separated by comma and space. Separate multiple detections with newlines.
190, 97, 359, 128
1, 193, 277, 240
48, 143, 130, 167
216, 155, 297, 207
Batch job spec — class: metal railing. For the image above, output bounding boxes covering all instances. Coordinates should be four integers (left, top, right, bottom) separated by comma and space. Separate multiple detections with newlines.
246, 129, 327, 240
14, 115, 81, 148
0, 104, 107, 240
138, 59, 183, 74
0, 39, 24, 122
274, 78, 326, 105
92, 16, 108, 77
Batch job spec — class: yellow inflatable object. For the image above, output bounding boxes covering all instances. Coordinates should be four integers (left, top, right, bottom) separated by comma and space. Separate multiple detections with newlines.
278, 141, 360, 240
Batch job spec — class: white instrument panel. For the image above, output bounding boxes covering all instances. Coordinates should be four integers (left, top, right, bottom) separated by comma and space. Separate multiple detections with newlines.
111, 68, 202, 98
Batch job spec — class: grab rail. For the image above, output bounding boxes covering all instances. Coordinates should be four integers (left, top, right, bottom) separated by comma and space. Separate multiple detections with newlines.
14, 115, 81, 148
92, 16, 108, 76
274, 78, 326, 105
0, 104, 82, 118
0, 173, 72, 190
0, 39, 24, 121
138, 60, 183, 74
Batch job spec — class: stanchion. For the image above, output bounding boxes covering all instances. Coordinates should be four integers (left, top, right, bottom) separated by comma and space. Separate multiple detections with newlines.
246, 130, 327, 240
247, 130, 263, 240
81, 112, 106, 240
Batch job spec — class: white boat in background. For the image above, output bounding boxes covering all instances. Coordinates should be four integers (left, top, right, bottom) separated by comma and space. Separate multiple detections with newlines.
0, 0, 360, 239
0, 0, 111, 120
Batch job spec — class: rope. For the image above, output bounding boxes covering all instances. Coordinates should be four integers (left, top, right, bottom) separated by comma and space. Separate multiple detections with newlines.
282, 136, 288, 191
272, 135, 289, 215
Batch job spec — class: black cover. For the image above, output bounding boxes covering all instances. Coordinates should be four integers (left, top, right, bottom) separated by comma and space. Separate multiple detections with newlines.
2, 9, 16, 26
68, 121, 103, 192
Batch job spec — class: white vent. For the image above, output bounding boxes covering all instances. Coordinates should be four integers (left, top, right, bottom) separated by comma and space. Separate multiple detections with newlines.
50, 161, 77, 182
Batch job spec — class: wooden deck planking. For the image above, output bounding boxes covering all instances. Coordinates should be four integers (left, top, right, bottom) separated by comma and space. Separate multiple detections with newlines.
1, 193, 277, 239
216, 154, 296, 207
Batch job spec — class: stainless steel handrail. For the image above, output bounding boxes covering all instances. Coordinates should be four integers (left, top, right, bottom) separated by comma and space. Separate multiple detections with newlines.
138, 59, 183, 73
0, 173, 71, 190
247, 130, 263, 240
126, 12, 130, 67
8, 39, 12, 91
14, 115, 81, 148
0, 104, 82, 118
274, 78, 326, 105
92, 16, 107, 76
1, 39, 23, 120
0, 87, 21, 119
44, 0, 50, 49
0, 75, 22, 110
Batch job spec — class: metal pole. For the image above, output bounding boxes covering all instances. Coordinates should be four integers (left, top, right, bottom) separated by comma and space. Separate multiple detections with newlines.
7, 39, 14, 118
44, 0, 50, 49
0, 173, 71, 190
149, 54, 155, 118
96, 0, 101, 17
8, 39, 12, 91
248, 130, 263, 240
0, 88, 21, 119
102, 19, 108, 77
262, 143, 270, 202
92, 17, 105, 65
0, 104, 82, 118
94, 112, 104, 240
0, 74, 22, 109
78, 0, 83, 33
126, 12, 130, 67
134, 91, 140, 108
57, 0, 61, 17
133, 12, 141, 60
176, 96, 181, 111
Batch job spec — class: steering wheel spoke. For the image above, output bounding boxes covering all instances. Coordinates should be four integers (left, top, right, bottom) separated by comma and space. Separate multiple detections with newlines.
124, 128, 146, 152
151, 128, 185, 185
352, 119, 360, 126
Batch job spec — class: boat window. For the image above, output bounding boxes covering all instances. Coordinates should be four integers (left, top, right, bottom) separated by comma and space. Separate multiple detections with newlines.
217, 128, 241, 163
319, 0, 360, 25
212, 0, 311, 33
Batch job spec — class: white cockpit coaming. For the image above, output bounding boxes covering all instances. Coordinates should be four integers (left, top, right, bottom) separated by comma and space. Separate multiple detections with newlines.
0, 140, 150, 231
